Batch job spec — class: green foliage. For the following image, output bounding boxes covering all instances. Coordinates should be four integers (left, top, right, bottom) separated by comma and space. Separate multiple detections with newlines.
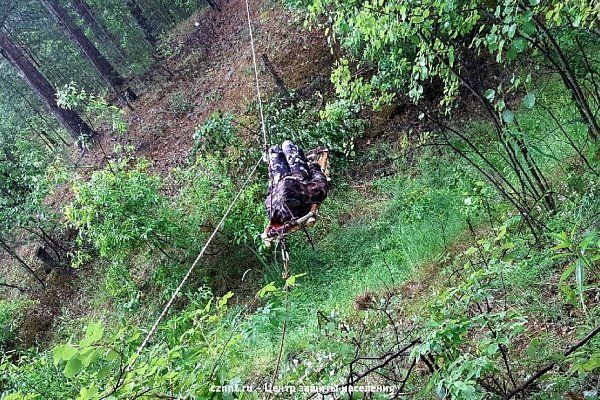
302, 0, 598, 111
265, 95, 366, 157
65, 157, 177, 263
192, 112, 237, 156
177, 152, 264, 245
0, 299, 29, 349
2, 1, 599, 398
551, 229, 600, 311
0, 135, 53, 231
0, 290, 256, 399
57, 83, 127, 135
294, 0, 599, 227
413, 231, 528, 399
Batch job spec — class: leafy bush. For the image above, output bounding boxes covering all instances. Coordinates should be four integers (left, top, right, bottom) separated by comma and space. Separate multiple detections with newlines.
0, 300, 28, 350
65, 157, 180, 264
191, 112, 237, 157
57, 83, 126, 136
551, 229, 600, 311
177, 152, 264, 245
412, 233, 528, 399
0, 291, 253, 399
264, 95, 366, 157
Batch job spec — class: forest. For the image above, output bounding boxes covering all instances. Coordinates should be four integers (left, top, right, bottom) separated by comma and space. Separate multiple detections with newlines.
0, 0, 599, 398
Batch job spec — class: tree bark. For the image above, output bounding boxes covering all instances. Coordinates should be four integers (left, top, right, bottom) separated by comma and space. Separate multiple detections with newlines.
0, 30, 96, 141
126, 0, 157, 46
36, 247, 61, 273
40, 0, 125, 88
261, 53, 291, 102
71, 0, 127, 61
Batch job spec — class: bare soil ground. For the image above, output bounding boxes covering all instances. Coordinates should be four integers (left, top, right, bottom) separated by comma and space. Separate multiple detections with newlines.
94, 0, 333, 175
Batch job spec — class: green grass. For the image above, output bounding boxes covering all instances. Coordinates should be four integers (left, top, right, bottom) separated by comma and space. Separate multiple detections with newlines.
242, 77, 598, 369
250, 150, 480, 354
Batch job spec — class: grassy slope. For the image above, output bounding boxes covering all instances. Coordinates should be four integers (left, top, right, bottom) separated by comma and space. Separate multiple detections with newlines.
240, 76, 598, 386
247, 147, 479, 360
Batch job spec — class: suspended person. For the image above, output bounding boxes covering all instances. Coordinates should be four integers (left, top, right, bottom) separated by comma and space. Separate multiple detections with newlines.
265, 140, 329, 226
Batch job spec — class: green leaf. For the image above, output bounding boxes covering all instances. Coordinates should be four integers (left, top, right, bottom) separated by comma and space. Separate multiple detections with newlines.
105, 349, 120, 362
484, 89, 495, 101
496, 225, 507, 240
257, 282, 277, 298
502, 109, 515, 124
560, 263, 576, 284
82, 349, 100, 368
77, 386, 99, 400
512, 37, 526, 53
285, 273, 308, 288
523, 93, 536, 108
520, 21, 536, 37
126, 330, 141, 344
581, 356, 600, 371
217, 291, 234, 309
486, 343, 499, 356
63, 357, 83, 378
81, 321, 104, 346
53, 344, 78, 365
96, 364, 114, 380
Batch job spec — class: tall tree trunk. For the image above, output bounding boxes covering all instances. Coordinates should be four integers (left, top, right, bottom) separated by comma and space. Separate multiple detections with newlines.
71, 0, 127, 61
40, 0, 125, 88
2, 76, 68, 145
126, 0, 157, 46
0, 30, 96, 141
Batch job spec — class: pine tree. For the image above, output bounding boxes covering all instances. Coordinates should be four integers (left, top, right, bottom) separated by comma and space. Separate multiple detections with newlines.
126, 0, 157, 46
0, 29, 96, 141
40, 0, 126, 89
71, 0, 127, 61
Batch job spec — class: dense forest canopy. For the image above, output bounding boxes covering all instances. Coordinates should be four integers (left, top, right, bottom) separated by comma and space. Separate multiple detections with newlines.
0, 0, 599, 399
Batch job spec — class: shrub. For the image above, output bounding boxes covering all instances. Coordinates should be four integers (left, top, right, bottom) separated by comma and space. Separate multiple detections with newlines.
0, 300, 28, 350
0, 291, 249, 399
264, 95, 366, 157
65, 157, 181, 264
192, 112, 237, 156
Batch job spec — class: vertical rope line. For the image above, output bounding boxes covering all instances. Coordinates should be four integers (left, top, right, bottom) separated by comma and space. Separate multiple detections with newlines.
124, 158, 261, 374
244, 0, 268, 153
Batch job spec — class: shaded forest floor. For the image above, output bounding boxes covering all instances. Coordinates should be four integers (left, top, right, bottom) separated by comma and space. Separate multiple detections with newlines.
96, 0, 334, 174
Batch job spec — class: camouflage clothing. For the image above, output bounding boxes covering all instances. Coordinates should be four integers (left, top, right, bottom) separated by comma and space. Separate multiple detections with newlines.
265, 140, 328, 225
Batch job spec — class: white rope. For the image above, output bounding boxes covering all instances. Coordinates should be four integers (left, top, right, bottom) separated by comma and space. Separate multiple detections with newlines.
129, 158, 261, 368
244, 0, 269, 153
119, 0, 271, 382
